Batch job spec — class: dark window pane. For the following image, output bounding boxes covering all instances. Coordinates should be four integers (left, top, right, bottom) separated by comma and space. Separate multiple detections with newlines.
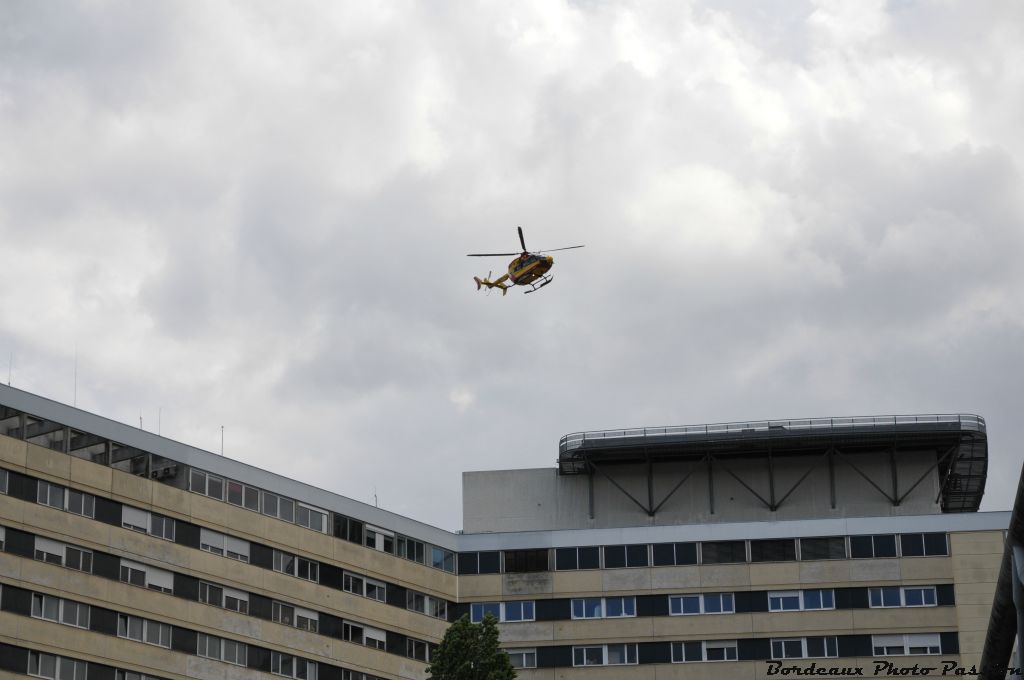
458, 553, 479, 575
849, 536, 873, 558
505, 549, 548, 573
604, 545, 626, 569
900, 534, 925, 557
873, 535, 897, 558
675, 542, 698, 565
652, 543, 675, 566
478, 551, 501, 574
578, 546, 600, 570
923, 533, 948, 556
555, 548, 578, 571
807, 637, 825, 657
702, 541, 746, 564
684, 641, 702, 661
751, 539, 796, 562
801, 537, 846, 560
626, 544, 648, 567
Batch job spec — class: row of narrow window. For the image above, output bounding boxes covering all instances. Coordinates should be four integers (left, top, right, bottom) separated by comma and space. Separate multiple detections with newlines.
4, 527, 441, 666
468, 586, 941, 622
3, 466, 454, 625
459, 533, 949, 574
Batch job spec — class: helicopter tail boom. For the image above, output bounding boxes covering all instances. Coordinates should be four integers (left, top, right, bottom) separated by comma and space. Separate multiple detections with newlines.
474, 274, 509, 296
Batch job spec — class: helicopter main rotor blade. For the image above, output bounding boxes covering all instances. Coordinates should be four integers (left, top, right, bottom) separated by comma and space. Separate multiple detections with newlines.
467, 252, 521, 257
537, 245, 586, 253
518, 226, 527, 252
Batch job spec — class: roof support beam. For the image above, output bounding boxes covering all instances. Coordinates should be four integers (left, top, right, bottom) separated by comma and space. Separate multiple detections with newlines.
836, 449, 898, 505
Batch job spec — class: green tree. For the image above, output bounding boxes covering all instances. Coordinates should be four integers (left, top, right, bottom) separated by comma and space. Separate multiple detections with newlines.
426, 613, 517, 680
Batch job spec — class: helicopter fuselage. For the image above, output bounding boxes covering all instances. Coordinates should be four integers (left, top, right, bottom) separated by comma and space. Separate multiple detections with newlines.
508, 253, 554, 285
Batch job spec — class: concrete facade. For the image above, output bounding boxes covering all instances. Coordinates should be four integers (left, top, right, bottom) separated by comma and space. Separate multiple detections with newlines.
0, 385, 1010, 680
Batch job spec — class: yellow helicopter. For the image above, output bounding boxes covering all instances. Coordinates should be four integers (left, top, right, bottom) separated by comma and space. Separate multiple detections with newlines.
468, 227, 584, 295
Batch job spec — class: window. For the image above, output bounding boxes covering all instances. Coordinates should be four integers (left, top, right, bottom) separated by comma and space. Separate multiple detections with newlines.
470, 602, 502, 622
800, 537, 847, 560
37, 480, 65, 510
772, 637, 838, 659
407, 639, 430, 662
190, 469, 225, 500
652, 542, 698, 566
750, 539, 797, 562
869, 586, 936, 608
34, 536, 64, 565
555, 546, 601, 570
397, 535, 426, 564
65, 488, 94, 517
198, 633, 247, 665
150, 513, 175, 541
0, 525, 4, 550
507, 649, 536, 669
365, 525, 395, 553
263, 492, 295, 522
669, 592, 735, 615
407, 591, 448, 619
118, 614, 171, 648
570, 596, 636, 619
273, 550, 318, 582
28, 652, 87, 680
199, 528, 250, 562
34, 537, 91, 572
671, 641, 704, 662
872, 633, 941, 656
572, 644, 638, 666
32, 593, 90, 628
334, 514, 364, 544
199, 582, 249, 613
769, 590, 833, 612
273, 601, 318, 631
470, 601, 534, 622
225, 480, 260, 511
363, 626, 387, 650
432, 545, 456, 572
271, 652, 317, 680
701, 541, 747, 564
704, 640, 738, 661
603, 544, 649, 568
900, 533, 949, 557
344, 573, 385, 601
459, 550, 501, 575
850, 534, 897, 558
502, 548, 548, 573
0, 468, 7, 494
116, 672, 165, 680
119, 559, 173, 592
121, 507, 174, 540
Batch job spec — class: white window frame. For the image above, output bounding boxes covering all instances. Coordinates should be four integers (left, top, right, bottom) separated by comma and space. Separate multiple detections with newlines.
120, 559, 173, 593
31, 593, 90, 629
363, 625, 387, 650
768, 589, 835, 612
121, 506, 150, 533
470, 600, 535, 623
869, 586, 937, 608
669, 592, 735, 615
364, 525, 394, 552
270, 652, 317, 680
571, 597, 604, 619
297, 503, 328, 533
198, 633, 247, 666
190, 468, 225, 500
200, 527, 226, 555
272, 549, 318, 582
273, 601, 319, 632
507, 648, 537, 669
407, 638, 431, 662
149, 512, 175, 541
37, 480, 65, 510
572, 644, 638, 666
872, 633, 941, 656
118, 614, 171, 648
28, 652, 87, 680
703, 640, 739, 662
771, 637, 838, 659
34, 536, 66, 565
262, 491, 295, 523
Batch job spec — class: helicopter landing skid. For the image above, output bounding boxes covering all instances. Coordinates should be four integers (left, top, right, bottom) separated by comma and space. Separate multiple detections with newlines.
524, 275, 553, 294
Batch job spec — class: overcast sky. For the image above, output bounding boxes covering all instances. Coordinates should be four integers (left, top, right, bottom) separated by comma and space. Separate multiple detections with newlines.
1, 1, 1022, 530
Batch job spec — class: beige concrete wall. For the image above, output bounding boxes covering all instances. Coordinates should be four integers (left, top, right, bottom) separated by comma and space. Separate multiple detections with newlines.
950, 529, 1004, 669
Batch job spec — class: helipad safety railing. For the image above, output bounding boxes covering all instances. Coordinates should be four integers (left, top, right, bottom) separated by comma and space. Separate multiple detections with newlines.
558, 414, 986, 455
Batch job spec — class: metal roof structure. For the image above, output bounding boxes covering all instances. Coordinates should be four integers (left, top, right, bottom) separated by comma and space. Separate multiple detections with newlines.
558, 414, 987, 516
